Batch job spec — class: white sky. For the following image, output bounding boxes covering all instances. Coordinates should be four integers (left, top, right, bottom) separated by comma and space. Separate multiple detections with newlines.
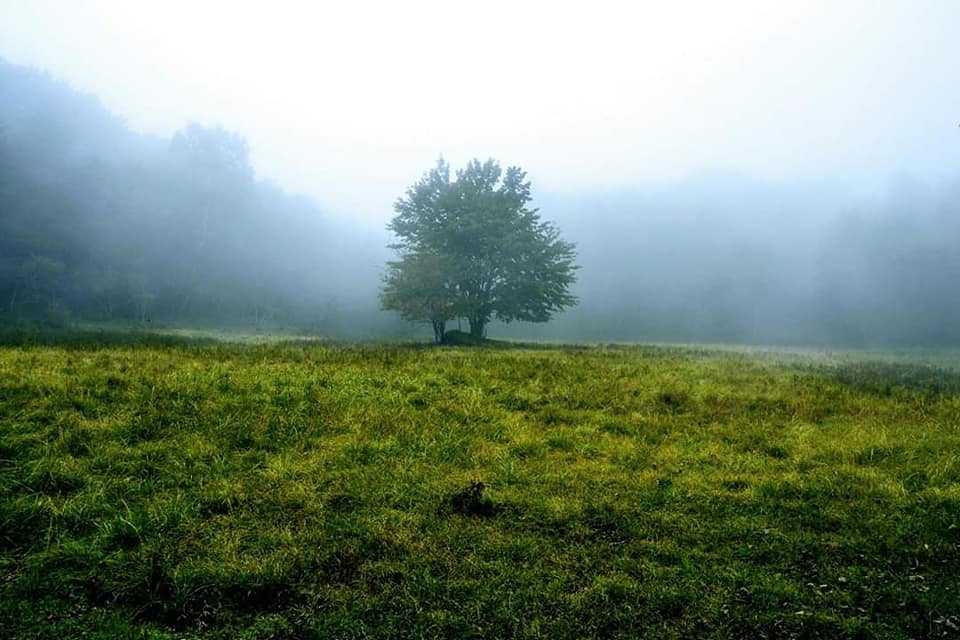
1, 0, 958, 221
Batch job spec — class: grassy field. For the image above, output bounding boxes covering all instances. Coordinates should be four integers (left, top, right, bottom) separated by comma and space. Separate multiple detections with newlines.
1, 332, 959, 638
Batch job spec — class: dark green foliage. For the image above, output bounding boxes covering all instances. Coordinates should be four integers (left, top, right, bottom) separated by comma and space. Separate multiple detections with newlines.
382, 158, 578, 340
2, 335, 959, 638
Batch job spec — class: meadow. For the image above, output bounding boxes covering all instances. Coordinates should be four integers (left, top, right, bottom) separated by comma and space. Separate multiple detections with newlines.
1, 331, 959, 638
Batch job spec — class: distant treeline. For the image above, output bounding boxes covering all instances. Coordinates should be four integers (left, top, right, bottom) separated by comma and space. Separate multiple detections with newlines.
0, 60, 392, 335
524, 176, 960, 346
2, 59, 959, 345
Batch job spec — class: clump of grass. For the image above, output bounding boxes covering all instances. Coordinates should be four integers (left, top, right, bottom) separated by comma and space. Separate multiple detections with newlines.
655, 389, 690, 413
443, 481, 497, 517
1, 333, 959, 638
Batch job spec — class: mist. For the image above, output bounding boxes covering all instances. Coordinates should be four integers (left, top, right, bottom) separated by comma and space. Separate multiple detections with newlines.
513, 174, 960, 345
2, 2, 960, 345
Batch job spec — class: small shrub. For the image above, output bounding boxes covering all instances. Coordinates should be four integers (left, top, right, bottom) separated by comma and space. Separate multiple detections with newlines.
656, 390, 690, 413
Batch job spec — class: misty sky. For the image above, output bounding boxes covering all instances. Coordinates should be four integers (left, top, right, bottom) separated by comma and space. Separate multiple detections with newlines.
2, 1, 959, 222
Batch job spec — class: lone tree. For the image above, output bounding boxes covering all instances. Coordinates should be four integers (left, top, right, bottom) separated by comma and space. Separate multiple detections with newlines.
381, 158, 578, 342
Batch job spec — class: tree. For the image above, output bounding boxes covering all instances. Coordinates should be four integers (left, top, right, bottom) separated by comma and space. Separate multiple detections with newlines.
382, 158, 578, 340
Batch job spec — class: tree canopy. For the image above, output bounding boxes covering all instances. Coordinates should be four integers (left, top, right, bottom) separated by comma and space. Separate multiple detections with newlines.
381, 158, 578, 342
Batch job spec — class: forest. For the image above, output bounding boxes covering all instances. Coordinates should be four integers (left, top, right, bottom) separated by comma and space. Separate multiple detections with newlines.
0, 60, 390, 336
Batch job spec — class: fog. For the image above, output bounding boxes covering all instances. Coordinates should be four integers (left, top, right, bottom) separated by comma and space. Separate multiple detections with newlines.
2, 2, 959, 345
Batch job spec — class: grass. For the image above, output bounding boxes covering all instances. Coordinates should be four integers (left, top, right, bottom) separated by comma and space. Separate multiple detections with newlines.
1, 333, 959, 638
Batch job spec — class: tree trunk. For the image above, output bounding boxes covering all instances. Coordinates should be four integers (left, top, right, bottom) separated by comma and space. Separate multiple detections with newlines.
468, 316, 486, 340
432, 319, 446, 344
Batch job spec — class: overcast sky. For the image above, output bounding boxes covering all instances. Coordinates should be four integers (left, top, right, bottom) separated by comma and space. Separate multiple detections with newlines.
2, 0, 958, 221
